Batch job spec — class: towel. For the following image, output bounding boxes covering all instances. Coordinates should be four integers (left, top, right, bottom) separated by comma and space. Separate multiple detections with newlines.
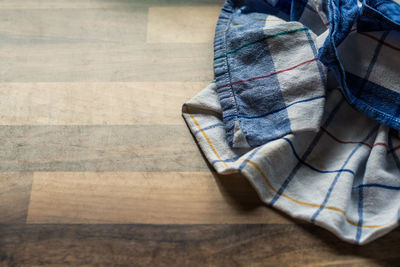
182, 0, 400, 244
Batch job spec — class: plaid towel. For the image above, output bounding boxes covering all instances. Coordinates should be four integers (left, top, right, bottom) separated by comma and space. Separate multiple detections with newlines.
182, 0, 400, 244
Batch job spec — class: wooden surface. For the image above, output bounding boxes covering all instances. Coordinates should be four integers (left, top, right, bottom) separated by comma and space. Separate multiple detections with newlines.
0, 0, 399, 266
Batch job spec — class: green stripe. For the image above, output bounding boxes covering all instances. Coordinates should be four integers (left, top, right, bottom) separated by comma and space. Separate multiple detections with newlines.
214, 27, 308, 61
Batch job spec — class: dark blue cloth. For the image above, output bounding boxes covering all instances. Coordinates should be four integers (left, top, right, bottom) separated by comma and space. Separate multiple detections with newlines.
214, 0, 400, 147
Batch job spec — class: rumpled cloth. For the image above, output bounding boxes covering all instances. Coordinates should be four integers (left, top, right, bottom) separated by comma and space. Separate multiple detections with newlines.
182, 0, 400, 244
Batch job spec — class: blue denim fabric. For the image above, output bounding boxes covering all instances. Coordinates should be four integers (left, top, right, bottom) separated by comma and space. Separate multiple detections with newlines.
319, 0, 400, 130
358, 0, 400, 31
214, 0, 327, 147
214, 0, 400, 147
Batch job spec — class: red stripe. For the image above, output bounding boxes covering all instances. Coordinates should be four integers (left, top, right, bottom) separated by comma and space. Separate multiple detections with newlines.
218, 58, 318, 89
348, 30, 400, 51
321, 127, 400, 155
373, 142, 389, 149
359, 32, 400, 51
325, 25, 399, 51
321, 127, 373, 148
388, 145, 400, 154
360, 32, 400, 51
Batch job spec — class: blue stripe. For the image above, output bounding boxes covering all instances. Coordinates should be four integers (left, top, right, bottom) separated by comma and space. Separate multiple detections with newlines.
354, 127, 400, 193
311, 124, 379, 224
305, 3, 318, 13
193, 123, 224, 135
389, 129, 400, 172
269, 95, 345, 206
238, 145, 264, 171
354, 31, 390, 98
355, 33, 388, 244
282, 137, 355, 175
223, 95, 325, 120
356, 177, 365, 244
290, 0, 308, 21
353, 183, 400, 191
207, 124, 400, 193
305, 30, 326, 88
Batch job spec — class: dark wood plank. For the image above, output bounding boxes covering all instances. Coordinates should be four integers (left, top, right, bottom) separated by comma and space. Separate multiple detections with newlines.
0, 173, 33, 223
0, 224, 399, 266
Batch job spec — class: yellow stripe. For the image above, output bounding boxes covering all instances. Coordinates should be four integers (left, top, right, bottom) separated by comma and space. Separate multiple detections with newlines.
185, 104, 388, 229
185, 105, 228, 168
242, 159, 388, 229
215, 29, 228, 37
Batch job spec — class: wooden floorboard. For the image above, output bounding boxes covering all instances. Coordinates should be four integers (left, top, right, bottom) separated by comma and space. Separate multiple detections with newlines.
0, 125, 209, 172
0, 173, 33, 223
0, 1, 219, 83
27, 172, 291, 224
147, 6, 221, 43
0, 82, 206, 125
0, 224, 399, 266
0, 43, 215, 82
0, 0, 398, 265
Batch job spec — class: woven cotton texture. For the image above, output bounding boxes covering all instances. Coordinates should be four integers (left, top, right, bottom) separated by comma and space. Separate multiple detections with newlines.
182, 0, 400, 244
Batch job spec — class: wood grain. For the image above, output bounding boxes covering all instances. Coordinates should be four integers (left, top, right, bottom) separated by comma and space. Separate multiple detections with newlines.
0, 0, 398, 265
0, 6, 147, 44
0, 0, 224, 9
147, 6, 221, 43
0, 82, 206, 125
1, 43, 214, 83
0, 224, 399, 266
27, 172, 290, 224
0, 4, 217, 82
0, 125, 209, 172
0, 173, 33, 223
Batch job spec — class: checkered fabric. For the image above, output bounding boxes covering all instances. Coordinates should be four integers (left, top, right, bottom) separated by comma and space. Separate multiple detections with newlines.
182, 0, 400, 244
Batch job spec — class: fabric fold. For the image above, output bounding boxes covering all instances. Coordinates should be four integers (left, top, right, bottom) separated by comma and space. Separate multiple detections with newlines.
214, 0, 327, 147
182, 82, 400, 245
182, 0, 400, 244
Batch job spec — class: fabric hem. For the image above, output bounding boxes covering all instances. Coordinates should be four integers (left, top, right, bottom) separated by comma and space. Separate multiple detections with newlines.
214, 0, 240, 147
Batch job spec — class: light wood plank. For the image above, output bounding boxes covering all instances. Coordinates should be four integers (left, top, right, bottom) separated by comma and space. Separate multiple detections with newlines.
27, 172, 291, 224
0, 125, 209, 172
0, 5, 216, 82
0, 43, 214, 82
0, 172, 33, 223
0, 0, 134, 9
0, 0, 224, 9
147, 6, 221, 43
0, 82, 205, 125
0, 6, 147, 44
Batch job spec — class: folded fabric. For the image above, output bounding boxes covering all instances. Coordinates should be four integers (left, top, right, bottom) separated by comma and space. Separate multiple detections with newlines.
215, 0, 400, 147
214, 1, 328, 147
182, 0, 400, 244
183, 82, 400, 245
320, 0, 400, 131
